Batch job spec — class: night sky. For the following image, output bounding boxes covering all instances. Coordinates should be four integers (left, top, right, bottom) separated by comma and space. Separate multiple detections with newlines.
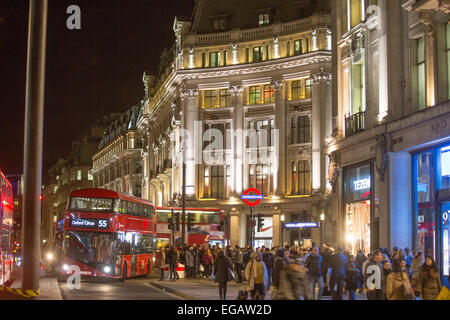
0, 0, 194, 175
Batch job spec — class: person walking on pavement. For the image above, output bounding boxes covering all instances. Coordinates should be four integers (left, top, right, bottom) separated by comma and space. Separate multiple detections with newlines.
346, 261, 362, 300
167, 245, 178, 281
386, 259, 414, 300
203, 249, 213, 280
364, 250, 386, 300
156, 248, 167, 281
305, 247, 324, 300
192, 242, 199, 278
272, 248, 287, 297
185, 246, 195, 278
245, 252, 270, 300
330, 247, 347, 300
232, 245, 244, 283
411, 251, 424, 287
416, 256, 442, 300
355, 250, 367, 272
262, 248, 274, 283
214, 250, 233, 300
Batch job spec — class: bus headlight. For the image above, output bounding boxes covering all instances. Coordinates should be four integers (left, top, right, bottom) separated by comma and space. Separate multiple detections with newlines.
104, 266, 112, 274
62, 264, 69, 271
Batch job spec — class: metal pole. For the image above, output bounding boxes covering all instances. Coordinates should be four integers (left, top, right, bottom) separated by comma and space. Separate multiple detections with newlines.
22, 0, 47, 294
171, 208, 175, 246
250, 207, 254, 248
182, 150, 186, 246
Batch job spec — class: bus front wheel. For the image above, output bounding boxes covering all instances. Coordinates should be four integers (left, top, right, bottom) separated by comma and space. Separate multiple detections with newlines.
121, 263, 127, 282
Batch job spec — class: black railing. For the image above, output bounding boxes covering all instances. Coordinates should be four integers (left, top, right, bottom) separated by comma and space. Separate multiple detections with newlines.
345, 111, 366, 137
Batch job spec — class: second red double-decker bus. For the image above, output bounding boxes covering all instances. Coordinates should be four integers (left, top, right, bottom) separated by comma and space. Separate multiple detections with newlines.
61, 188, 156, 281
155, 207, 225, 248
0, 171, 14, 286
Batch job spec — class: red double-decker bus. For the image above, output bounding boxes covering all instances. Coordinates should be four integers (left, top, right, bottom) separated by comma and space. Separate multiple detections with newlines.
155, 207, 226, 248
61, 189, 156, 281
0, 171, 14, 286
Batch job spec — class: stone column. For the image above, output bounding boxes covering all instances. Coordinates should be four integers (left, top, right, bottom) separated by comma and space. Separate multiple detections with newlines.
240, 211, 247, 247
272, 80, 286, 196
230, 83, 244, 196
180, 87, 199, 199
310, 68, 332, 193
272, 212, 281, 247
229, 212, 240, 247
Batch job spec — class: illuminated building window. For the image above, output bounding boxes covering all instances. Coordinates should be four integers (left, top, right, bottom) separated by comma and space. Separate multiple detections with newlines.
253, 47, 263, 62
204, 90, 217, 109
416, 37, 426, 110
291, 80, 303, 100
249, 86, 261, 105
203, 166, 225, 199
258, 14, 270, 26
263, 85, 275, 104
248, 119, 274, 147
294, 39, 303, 55
77, 170, 82, 181
209, 52, 220, 67
342, 0, 377, 33
204, 122, 231, 150
351, 59, 365, 114
219, 89, 231, 107
297, 115, 311, 144
292, 160, 311, 195
249, 164, 272, 196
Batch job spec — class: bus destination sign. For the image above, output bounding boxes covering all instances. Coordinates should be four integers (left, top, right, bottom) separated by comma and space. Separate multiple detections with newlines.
70, 217, 109, 230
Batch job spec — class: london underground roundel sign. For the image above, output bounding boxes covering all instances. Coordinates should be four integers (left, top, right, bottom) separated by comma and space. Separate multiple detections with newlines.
241, 188, 263, 207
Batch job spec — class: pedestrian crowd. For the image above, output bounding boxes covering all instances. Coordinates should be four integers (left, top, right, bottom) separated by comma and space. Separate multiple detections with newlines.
155, 243, 445, 301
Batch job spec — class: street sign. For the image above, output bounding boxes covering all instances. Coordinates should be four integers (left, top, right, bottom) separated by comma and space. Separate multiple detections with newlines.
284, 222, 320, 229
241, 188, 263, 207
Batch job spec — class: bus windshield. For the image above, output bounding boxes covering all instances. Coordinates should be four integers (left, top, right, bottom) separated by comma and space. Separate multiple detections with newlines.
68, 197, 117, 212
63, 231, 117, 265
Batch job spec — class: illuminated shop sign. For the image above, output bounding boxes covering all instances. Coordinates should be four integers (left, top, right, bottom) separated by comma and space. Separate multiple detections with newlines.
354, 177, 371, 191
344, 164, 372, 204
284, 222, 319, 229
70, 218, 109, 230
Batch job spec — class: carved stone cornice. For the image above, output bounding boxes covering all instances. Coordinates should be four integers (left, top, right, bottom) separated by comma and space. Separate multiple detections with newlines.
310, 67, 332, 85
419, 11, 436, 37
179, 87, 199, 101
328, 151, 341, 191
270, 79, 284, 91
229, 83, 244, 96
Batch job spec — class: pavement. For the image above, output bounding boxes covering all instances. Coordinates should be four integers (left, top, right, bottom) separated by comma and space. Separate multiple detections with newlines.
9, 277, 63, 300
149, 277, 368, 300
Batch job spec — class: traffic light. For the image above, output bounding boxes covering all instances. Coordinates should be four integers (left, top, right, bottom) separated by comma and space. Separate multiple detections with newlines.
168, 216, 173, 230
257, 214, 265, 232
217, 220, 224, 231
187, 213, 194, 232
175, 212, 180, 231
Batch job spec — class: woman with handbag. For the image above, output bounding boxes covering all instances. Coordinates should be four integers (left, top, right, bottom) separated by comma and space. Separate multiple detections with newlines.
386, 259, 414, 300
214, 250, 233, 300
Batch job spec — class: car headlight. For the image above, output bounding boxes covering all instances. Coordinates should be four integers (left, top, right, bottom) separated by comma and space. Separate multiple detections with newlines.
62, 264, 69, 271
104, 266, 111, 274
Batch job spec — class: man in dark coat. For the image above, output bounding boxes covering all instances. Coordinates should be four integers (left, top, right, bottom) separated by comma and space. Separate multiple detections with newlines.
355, 250, 367, 272
272, 248, 287, 290
213, 250, 233, 300
329, 247, 348, 300
305, 247, 324, 300
167, 245, 178, 281
262, 248, 274, 282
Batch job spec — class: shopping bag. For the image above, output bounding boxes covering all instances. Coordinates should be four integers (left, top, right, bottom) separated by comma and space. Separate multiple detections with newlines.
436, 286, 450, 300
211, 271, 216, 280
402, 280, 415, 300
228, 268, 235, 281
